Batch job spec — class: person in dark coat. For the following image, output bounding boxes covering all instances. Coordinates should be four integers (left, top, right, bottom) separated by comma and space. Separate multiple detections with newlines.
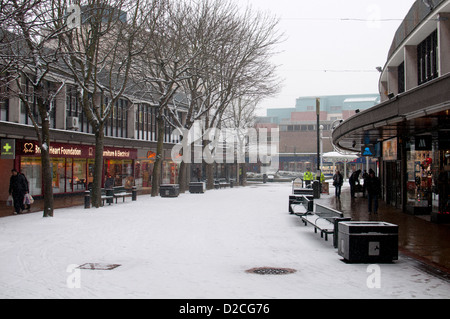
349, 169, 361, 198
332, 170, 344, 199
366, 169, 381, 214
9, 169, 29, 215
104, 174, 115, 189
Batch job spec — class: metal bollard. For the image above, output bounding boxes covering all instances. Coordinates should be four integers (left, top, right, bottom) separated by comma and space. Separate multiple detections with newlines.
84, 190, 90, 209
132, 186, 137, 201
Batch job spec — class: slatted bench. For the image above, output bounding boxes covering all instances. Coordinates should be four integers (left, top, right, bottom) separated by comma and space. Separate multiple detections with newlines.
301, 204, 348, 242
101, 189, 114, 206
112, 186, 132, 203
289, 195, 314, 216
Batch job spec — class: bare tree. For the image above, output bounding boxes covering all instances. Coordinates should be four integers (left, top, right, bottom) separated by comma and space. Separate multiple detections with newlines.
199, 2, 282, 189
132, 0, 197, 197
170, 0, 282, 191
52, 0, 160, 207
0, 0, 68, 217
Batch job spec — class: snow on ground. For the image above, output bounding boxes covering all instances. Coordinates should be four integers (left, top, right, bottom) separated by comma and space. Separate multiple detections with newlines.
0, 183, 449, 299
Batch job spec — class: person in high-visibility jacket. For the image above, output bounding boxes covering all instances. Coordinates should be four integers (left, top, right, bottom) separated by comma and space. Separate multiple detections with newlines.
304, 169, 313, 186
319, 172, 325, 183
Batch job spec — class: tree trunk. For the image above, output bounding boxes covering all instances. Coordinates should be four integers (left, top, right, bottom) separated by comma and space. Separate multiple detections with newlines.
91, 123, 105, 208
151, 115, 165, 197
34, 95, 54, 218
205, 162, 214, 190
178, 161, 187, 193
40, 119, 54, 217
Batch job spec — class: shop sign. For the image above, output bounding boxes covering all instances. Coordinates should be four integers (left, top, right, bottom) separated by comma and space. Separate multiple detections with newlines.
1, 139, 15, 159
17, 140, 136, 159
18, 141, 87, 158
103, 148, 137, 159
383, 138, 398, 161
35, 144, 83, 156
361, 145, 375, 157
415, 135, 432, 151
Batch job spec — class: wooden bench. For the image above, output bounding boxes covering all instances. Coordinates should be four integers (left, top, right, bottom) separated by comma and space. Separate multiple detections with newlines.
289, 195, 314, 215
301, 204, 348, 242
112, 186, 132, 203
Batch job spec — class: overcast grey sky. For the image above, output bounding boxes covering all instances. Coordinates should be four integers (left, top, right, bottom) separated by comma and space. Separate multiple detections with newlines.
243, 0, 416, 113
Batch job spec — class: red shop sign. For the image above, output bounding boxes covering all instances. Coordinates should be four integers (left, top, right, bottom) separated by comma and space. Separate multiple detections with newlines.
17, 140, 136, 160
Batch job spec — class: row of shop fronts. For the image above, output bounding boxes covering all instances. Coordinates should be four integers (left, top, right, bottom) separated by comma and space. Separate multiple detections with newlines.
0, 139, 180, 198
333, 0, 450, 221
0, 137, 243, 200
379, 133, 450, 216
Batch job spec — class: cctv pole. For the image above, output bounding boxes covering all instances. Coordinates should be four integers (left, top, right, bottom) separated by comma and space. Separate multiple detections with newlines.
316, 98, 321, 173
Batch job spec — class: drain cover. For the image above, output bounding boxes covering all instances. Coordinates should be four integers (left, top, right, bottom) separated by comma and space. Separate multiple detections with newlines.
246, 267, 296, 275
78, 263, 121, 270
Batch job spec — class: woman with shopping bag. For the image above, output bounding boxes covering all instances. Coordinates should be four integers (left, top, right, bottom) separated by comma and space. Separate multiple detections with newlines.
9, 169, 29, 215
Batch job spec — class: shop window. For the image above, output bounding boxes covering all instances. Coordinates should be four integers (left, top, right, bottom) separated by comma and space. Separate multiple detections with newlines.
162, 161, 178, 184
104, 159, 134, 189
20, 157, 42, 196
51, 158, 66, 194
66, 158, 73, 193
406, 138, 436, 214
135, 160, 154, 189
73, 159, 87, 191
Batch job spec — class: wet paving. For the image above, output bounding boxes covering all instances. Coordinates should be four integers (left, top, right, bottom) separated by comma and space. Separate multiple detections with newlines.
317, 189, 450, 278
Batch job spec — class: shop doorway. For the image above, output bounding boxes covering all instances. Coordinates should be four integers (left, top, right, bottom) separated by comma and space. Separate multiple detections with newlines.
385, 161, 402, 209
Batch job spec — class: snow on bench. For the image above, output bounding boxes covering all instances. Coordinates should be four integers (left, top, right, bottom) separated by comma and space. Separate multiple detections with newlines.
301, 204, 345, 241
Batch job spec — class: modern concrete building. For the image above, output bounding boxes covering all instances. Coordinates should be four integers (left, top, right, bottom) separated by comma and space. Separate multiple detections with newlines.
257, 94, 380, 173
332, 0, 450, 220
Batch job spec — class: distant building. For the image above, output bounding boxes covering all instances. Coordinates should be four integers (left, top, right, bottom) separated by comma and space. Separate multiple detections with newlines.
256, 94, 380, 173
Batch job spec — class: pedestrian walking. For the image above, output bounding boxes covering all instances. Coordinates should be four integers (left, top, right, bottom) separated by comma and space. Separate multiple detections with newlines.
349, 169, 361, 198
366, 169, 381, 214
332, 170, 343, 198
9, 169, 29, 215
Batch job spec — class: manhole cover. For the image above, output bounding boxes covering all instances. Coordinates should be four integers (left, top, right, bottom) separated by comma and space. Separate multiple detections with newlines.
78, 263, 121, 270
246, 267, 296, 275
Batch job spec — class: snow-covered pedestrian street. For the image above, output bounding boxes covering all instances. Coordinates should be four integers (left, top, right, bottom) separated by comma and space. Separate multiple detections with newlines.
0, 183, 449, 299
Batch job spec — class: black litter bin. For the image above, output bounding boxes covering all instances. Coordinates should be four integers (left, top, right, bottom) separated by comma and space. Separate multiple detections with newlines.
338, 222, 398, 263
160, 184, 180, 197
312, 181, 321, 199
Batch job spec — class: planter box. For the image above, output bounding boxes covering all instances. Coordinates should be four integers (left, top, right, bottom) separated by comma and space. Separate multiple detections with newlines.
160, 184, 180, 198
189, 182, 206, 194
338, 222, 398, 263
